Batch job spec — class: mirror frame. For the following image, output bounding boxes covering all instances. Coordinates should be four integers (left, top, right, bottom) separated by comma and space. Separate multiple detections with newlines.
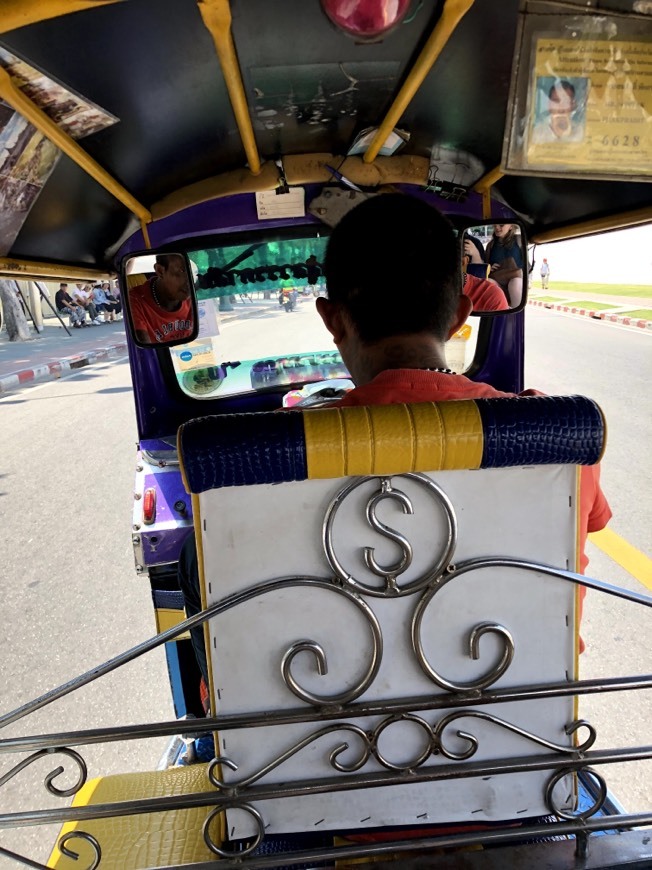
449, 216, 529, 316
120, 250, 199, 349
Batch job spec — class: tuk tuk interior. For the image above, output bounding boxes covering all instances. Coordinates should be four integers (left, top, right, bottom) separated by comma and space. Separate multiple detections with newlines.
0, 1, 650, 867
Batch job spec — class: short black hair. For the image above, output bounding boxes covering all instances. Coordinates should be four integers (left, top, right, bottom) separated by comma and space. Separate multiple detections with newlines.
549, 80, 575, 101
324, 193, 461, 343
155, 254, 181, 269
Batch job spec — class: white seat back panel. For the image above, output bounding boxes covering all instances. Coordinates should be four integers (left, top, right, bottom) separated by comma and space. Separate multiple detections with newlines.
198, 466, 579, 835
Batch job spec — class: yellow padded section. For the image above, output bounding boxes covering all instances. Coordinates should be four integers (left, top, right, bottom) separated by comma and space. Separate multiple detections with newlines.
48, 765, 218, 869
155, 607, 190, 639
126, 272, 148, 289
304, 402, 483, 478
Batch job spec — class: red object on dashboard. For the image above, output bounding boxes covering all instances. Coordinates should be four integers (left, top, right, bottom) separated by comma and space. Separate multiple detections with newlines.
321, 0, 412, 40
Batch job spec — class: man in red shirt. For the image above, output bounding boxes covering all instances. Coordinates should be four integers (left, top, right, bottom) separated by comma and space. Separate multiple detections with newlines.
464, 272, 509, 312
180, 194, 610, 683
315, 194, 611, 576
129, 254, 193, 344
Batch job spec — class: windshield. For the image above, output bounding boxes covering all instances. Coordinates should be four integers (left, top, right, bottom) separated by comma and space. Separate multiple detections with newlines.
169, 228, 477, 400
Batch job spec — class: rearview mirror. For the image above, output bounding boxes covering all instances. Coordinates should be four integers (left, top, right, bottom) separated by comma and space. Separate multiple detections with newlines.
121, 252, 198, 348
453, 219, 528, 315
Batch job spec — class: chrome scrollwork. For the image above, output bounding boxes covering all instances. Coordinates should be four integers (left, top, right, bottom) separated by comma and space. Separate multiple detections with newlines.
323, 474, 457, 598
412, 604, 515, 692
371, 713, 435, 771
436, 711, 596, 761
546, 766, 607, 820
207, 724, 371, 790
278, 583, 383, 706
203, 802, 266, 857
58, 831, 102, 870
0, 747, 87, 797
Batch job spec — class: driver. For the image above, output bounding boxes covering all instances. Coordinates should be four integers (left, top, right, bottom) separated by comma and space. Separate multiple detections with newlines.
129, 254, 193, 343
179, 193, 611, 692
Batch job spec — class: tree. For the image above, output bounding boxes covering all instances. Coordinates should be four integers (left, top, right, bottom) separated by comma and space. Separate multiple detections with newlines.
0, 279, 32, 341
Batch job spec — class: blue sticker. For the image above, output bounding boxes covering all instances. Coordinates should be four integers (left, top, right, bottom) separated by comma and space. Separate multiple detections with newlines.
179, 351, 193, 361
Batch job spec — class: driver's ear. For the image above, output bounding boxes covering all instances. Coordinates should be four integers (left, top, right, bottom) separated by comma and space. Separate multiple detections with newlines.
316, 297, 347, 345
446, 294, 473, 340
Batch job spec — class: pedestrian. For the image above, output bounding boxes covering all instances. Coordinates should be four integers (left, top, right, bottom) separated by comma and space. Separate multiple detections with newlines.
540, 258, 550, 289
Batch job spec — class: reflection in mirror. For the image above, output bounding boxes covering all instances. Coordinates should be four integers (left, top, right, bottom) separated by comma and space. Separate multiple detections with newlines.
165, 229, 485, 402
462, 223, 526, 312
123, 253, 196, 347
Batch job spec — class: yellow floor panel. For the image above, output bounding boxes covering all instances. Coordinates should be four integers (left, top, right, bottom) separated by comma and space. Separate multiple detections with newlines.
48, 764, 219, 869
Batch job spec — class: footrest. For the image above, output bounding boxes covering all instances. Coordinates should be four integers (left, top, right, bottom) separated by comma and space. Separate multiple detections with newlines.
48, 764, 216, 869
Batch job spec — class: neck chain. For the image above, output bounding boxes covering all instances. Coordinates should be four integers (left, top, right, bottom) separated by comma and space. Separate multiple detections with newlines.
422, 367, 455, 374
150, 276, 163, 309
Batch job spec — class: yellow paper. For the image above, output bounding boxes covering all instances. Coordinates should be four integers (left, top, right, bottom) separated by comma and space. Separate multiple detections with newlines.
525, 37, 652, 175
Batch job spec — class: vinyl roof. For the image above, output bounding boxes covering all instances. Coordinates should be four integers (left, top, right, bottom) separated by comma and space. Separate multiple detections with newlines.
0, 0, 650, 274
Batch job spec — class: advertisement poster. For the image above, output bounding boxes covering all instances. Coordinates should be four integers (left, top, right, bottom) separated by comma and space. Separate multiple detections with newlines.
524, 37, 652, 176
0, 47, 118, 256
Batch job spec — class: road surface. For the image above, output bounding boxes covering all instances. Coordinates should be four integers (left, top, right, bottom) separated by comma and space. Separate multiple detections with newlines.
0, 303, 649, 865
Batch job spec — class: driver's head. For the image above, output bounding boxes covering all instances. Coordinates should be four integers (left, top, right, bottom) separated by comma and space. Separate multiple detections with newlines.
154, 254, 189, 303
321, 193, 463, 344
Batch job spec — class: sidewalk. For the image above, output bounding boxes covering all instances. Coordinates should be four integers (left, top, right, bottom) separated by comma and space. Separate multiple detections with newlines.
0, 317, 128, 395
528, 286, 652, 330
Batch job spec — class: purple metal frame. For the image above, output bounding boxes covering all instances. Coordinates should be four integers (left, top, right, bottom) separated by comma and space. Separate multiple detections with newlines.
116, 185, 524, 440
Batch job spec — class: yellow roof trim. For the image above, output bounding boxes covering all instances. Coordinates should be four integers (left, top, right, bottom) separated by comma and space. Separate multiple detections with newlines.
0, 258, 112, 281
0, 67, 151, 224
473, 166, 504, 194
198, 0, 262, 176
0, 0, 124, 34
151, 153, 432, 220
364, 0, 475, 164
532, 208, 652, 244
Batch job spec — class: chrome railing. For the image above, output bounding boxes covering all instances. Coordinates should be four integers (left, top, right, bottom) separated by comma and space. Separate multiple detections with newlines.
1, 562, 650, 868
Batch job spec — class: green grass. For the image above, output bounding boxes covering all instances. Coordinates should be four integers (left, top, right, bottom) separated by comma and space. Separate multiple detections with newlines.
568, 301, 619, 311
533, 281, 652, 298
619, 309, 652, 320
530, 295, 567, 302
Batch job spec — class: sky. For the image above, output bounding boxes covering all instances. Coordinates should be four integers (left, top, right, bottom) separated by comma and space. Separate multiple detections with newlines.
532, 225, 652, 286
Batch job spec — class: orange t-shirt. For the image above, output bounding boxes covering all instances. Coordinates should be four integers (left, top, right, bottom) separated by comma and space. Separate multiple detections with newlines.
338, 369, 612, 574
464, 274, 509, 312
129, 279, 193, 343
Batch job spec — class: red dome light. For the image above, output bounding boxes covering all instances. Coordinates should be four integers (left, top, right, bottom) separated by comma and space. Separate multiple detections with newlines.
321, 0, 412, 41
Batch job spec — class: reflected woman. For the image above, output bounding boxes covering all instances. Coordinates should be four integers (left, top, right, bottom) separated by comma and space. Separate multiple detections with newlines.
485, 224, 523, 307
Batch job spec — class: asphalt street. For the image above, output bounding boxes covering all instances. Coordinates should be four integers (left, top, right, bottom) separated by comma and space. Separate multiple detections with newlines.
0, 305, 650, 866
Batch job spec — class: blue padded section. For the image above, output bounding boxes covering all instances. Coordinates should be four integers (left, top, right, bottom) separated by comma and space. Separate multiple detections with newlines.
477, 395, 604, 468
180, 412, 307, 493
152, 589, 186, 610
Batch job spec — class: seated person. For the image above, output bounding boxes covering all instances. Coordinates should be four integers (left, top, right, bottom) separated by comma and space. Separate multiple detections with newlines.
179, 193, 611, 691
129, 254, 193, 344
71, 282, 102, 324
463, 233, 488, 280
102, 281, 122, 317
485, 224, 524, 307
91, 283, 119, 322
55, 282, 86, 328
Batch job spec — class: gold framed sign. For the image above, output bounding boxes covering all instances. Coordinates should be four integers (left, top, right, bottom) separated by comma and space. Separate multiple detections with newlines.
504, 8, 652, 180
